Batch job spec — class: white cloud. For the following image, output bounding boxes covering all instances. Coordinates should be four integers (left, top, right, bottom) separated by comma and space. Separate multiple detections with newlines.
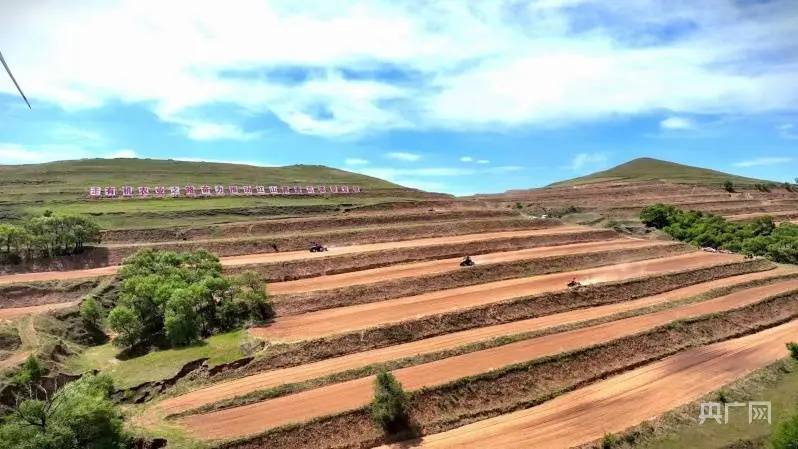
460, 156, 474, 162
660, 117, 695, 130
107, 149, 138, 158
477, 159, 490, 164
344, 157, 370, 165
733, 157, 793, 168
385, 151, 421, 162
1, 1, 797, 138
569, 152, 608, 171
778, 123, 798, 139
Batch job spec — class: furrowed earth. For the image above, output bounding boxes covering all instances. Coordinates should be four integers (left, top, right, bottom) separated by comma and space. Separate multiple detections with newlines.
2, 157, 798, 449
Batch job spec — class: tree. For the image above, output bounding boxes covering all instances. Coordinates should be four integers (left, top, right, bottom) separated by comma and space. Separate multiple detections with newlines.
0, 373, 131, 449
109, 249, 271, 350
80, 296, 103, 329
723, 180, 735, 193
370, 371, 410, 433
639, 204, 679, 229
788, 342, 798, 360
107, 306, 143, 348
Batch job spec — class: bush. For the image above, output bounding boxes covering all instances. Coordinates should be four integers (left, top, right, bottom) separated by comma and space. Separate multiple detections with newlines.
771, 409, 798, 449
371, 372, 410, 433
788, 342, 798, 360
80, 295, 103, 328
14, 355, 47, 387
601, 432, 619, 449
639, 204, 679, 229
724, 180, 735, 192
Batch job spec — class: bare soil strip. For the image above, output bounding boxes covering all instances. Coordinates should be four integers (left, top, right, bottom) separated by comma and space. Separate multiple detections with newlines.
253, 252, 742, 341
156, 268, 795, 417
178, 279, 798, 439
398, 319, 798, 449
270, 239, 666, 295
272, 241, 690, 316
101, 209, 517, 244
0, 228, 577, 286
241, 259, 768, 376
727, 210, 798, 221
0, 302, 78, 321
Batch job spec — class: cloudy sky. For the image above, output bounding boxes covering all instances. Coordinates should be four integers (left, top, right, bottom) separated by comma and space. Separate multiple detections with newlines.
1, 0, 797, 195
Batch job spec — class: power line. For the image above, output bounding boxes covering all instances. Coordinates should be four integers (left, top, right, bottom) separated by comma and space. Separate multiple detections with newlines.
0, 49, 31, 109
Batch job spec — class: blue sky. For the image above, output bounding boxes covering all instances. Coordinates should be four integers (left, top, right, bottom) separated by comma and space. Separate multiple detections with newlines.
1, 0, 797, 195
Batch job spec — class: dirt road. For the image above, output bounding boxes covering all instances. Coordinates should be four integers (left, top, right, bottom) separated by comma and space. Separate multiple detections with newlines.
252, 252, 742, 341
0, 227, 586, 286
178, 277, 798, 439
0, 317, 39, 372
0, 302, 78, 320
270, 238, 671, 295
727, 210, 798, 221
158, 268, 794, 416
396, 318, 798, 448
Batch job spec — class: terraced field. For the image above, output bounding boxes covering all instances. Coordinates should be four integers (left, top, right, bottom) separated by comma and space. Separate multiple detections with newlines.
4, 206, 798, 449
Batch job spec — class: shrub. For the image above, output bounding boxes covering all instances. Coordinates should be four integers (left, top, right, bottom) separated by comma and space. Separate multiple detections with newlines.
724, 180, 735, 192
639, 204, 679, 229
771, 410, 798, 449
14, 355, 47, 387
515, 202, 524, 210
601, 432, 619, 449
371, 372, 410, 433
80, 295, 103, 328
787, 342, 798, 360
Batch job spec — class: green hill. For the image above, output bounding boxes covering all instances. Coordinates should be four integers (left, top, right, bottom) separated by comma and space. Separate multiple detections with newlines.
0, 158, 447, 229
547, 157, 774, 188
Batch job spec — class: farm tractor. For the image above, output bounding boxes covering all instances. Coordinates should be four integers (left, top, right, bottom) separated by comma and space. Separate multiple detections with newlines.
460, 255, 475, 267
309, 242, 328, 253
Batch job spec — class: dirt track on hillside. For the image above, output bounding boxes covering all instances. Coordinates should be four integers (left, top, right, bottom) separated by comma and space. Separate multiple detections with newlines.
252, 252, 742, 341
0, 302, 77, 320
158, 267, 795, 416
269, 238, 665, 294
397, 318, 798, 449
0, 228, 580, 286
179, 278, 798, 439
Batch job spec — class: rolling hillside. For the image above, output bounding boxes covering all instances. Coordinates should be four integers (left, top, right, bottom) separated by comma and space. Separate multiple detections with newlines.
547, 157, 774, 188
0, 158, 450, 229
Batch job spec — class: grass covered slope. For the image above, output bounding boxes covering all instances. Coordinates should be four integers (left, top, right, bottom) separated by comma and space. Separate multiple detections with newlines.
0, 158, 448, 229
548, 157, 773, 188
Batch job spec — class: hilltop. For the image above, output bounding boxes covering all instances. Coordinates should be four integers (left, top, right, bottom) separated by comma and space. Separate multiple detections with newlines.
0, 158, 450, 229
547, 157, 773, 188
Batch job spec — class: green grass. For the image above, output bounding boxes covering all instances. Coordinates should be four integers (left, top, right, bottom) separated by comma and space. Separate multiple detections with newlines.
638, 360, 798, 449
548, 157, 775, 188
0, 158, 445, 229
67, 330, 248, 388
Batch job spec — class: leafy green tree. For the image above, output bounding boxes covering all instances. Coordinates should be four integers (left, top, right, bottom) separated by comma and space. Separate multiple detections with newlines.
109, 249, 272, 349
164, 288, 202, 346
80, 296, 103, 328
0, 373, 131, 449
639, 204, 679, 229
371, 371, 410, 433
107, 306, 143, 348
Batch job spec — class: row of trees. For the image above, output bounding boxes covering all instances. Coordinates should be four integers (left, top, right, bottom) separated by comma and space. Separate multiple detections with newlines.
640, 204, 798, 263
723, 180, 797, 193
107, 249, 273, 349
0, 213, 102, 263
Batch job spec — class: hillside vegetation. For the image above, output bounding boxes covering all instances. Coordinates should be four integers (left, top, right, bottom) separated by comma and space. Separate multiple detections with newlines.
548, 157, 773, 188
0, 158, 446, 229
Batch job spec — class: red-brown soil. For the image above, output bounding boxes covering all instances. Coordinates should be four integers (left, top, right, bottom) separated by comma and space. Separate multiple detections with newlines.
252, 252, 742, 341
178, 279, 798, 439
157, 267, 795, 417
398, 318, 798, 448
